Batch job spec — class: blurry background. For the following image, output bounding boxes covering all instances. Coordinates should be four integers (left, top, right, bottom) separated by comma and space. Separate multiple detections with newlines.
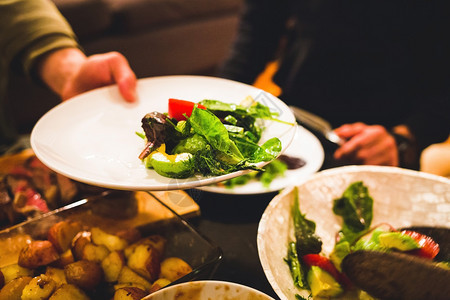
6, 0, 449, 177
7, 0, 244, 135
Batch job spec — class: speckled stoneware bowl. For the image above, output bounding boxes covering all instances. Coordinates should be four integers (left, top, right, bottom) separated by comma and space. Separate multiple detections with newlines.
257, 165, 450, 300
143, 280, 274, 300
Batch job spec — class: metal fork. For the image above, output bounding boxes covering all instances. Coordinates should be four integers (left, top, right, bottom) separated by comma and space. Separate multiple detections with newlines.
289, 106, 344, 145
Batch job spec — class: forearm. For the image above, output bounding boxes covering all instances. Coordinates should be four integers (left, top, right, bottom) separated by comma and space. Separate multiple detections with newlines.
37, 47, 86, 98
0, 0, 79, 78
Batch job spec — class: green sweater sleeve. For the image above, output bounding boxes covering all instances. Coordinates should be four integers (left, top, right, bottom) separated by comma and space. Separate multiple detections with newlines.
0, 0, 80, 78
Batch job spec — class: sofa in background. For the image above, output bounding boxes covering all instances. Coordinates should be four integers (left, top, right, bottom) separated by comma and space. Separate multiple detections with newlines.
7, 0, 243, 135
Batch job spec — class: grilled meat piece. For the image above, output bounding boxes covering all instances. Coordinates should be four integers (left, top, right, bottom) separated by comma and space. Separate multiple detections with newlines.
6, 174, 49, 215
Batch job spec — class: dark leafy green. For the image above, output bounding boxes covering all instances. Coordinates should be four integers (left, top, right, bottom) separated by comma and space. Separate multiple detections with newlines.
138, 112, 168, 159
259, 158, 287, 186
333, 181, 374, 245
285, 241, 309, 289
251, 138, 282, 162
247, 101, 277, 119
139, 99, 287, 178
193, 146, 261, 176
292, 188, 323, 256
224, 173, 254, 187
198, 99, 245, 112
223, 158, 287, 188
228, 133, 260, 159
285, 187, 321, 292
189, 106, 240, 155
199, 99, 265, 142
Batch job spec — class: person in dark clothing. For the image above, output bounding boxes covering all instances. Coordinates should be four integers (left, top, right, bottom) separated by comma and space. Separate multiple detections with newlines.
219, 0, 450, 170
0, 0, 136, 153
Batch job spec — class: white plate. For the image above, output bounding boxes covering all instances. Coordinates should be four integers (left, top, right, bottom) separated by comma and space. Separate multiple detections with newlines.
197, 126, 324, 194
31, 75, 296, 191
257, 166, 450, 300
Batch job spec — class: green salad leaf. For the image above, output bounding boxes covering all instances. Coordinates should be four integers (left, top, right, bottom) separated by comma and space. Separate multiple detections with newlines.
200, 99, 263, 142
285, 241, 309, 289
252, 138, 282, 162
139, 98, 289, 179
189, 106, 241, 156
223, 157, 288, 188
291, 188, 323, 256
333, 181, 374, 245
285, 187, 322, 293
259, 158, 287, 186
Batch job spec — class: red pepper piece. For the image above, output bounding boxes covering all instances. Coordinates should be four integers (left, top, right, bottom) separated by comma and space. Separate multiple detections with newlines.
401, 230, 440, 259
168, 98, 206, 121
302, 254, 349, 287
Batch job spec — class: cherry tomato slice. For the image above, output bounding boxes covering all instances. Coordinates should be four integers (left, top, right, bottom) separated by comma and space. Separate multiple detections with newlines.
302, 254, 349, 287
168, 98, 206, 121
401, 230, 440, 259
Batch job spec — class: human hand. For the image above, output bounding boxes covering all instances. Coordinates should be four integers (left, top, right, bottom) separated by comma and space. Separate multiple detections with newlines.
333, 122, 399, 166
39, 48, 137, 102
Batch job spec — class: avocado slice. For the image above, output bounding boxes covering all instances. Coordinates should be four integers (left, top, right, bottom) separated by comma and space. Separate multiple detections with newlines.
330, 241, 351, 272
378, 231, 420, 251
147, 152, 194, 179
353, 228, 392, 252
307, 266, 343, 298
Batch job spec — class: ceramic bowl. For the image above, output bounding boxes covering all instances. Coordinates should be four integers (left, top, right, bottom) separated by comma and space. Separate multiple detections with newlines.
257, 166, 450, 299
143, 280, 274, 299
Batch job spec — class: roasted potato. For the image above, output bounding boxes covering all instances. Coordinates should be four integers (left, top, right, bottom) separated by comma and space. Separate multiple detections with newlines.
49, 284, 90, 300
126, 244, 160, 282
52, 249, 75, 268
115, 228, 142, 245
21, 274, 57, 300
159, 257, 192, 282
149, 278, 171, 293
101, 251, 126, 283
81, 242, 110, 263
117, 266, 151, 292
64, 260, 103, 290
71, 231, 92, 261
47, 221, 83, 253
113, 286, 148, 300
45, 267, 67, 287
91, 227, 128, 252
18, 240, 60, 269
0, 276, 32, 300
124, 235, 166, 259
4, 218, 190, 299
113, 282, 148, 292
0, 263, 33, 284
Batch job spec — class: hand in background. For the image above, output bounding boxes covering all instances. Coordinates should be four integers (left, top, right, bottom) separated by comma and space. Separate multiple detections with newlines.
333, 122, 399, 166
38, 48, 137, 102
